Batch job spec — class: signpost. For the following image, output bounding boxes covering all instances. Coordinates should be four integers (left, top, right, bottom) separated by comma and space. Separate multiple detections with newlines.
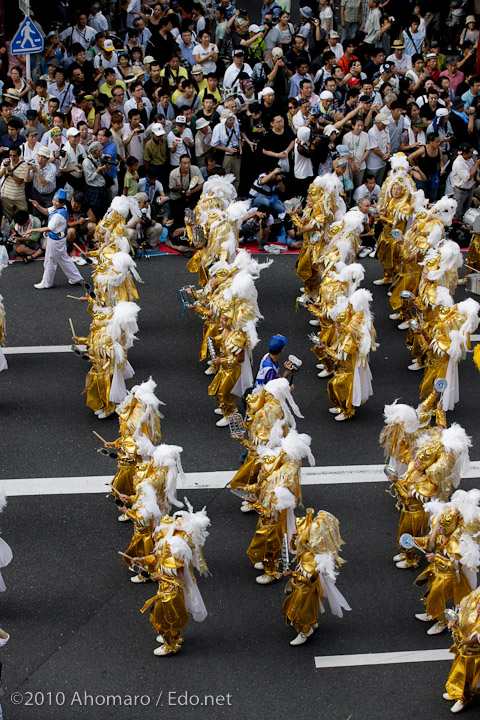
10, 0, 43, 87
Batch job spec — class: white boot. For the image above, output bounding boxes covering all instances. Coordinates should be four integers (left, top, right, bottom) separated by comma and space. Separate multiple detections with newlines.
389, 313, 400, 320
205, 364, 215, 375
240, 501, 253, 513
216, 416, 229, 427
214, 408, 223, 415
309, 319, 320, 326
131, 574, 148, 583
328, 407, 341, 414
408, 361, 424, 371
393, 552, 404, 562
318, 369, 333, 377
427, 621, 447, 635
290, 628, 314, 646
398, 321, 409, 330
156, 635, 164, 643
316, 363, 324, 369
415, 612, 433, 622
254, 562, 264, 570
373, 278, 388, 285
335, 412, 349, 421
443, 693, 452, 701
117, 514, 130, 522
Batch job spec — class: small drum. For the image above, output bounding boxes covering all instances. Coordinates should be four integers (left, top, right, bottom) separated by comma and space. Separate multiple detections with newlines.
463, 208, 480, 233
466, 273, 480, 296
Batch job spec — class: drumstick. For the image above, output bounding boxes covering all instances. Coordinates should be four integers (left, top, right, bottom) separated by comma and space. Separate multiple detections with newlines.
67, 295, 84, 301
465, 264, 478, 273
73, 242, 86, 255
68, 318, 75, 337
93, 430, 109, 444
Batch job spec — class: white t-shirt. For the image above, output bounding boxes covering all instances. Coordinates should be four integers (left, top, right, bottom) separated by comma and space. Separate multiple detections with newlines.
223, 62, 253, 89
366, 126, 389, 170
193, 43, 218, 75
320, 6, 333, 32
167, 128, 194, 167
342, 130, 370, 170
386, 52, 412, 71
294, 139, 313, 179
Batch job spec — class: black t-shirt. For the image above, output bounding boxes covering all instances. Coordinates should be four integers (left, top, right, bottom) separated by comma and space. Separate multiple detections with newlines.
260, 126, 294, 169
196, 109, 221, 128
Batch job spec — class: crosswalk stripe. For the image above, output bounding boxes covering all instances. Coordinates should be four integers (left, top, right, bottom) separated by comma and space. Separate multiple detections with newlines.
3, 345, 86, 355
2, 461, 479, 496
314, 648, 452, 669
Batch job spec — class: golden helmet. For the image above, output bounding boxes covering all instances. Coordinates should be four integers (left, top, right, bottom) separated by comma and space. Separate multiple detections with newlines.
425, 258, 438, 270
415, 442, 440, 468
416, 211, 428, 219
438, 509, 460, 534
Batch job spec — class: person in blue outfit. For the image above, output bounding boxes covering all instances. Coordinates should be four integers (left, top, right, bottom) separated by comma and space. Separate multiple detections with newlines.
255, 334, 293, 388
26, 189, 84, 289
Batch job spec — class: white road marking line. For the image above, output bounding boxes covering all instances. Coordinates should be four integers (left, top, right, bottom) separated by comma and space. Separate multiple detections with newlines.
471, 334, 480, 342
314, 648, 452, 669
3, 345, 86, 355
2, 461, 480, 496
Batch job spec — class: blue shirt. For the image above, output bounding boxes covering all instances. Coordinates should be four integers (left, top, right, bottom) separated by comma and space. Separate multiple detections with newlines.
48, 206, 69, 240
103, 140, 117, 179
255, 352, 279, 388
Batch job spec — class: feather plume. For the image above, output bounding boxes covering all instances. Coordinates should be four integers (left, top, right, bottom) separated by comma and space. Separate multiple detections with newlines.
383, 401, 419, 434
281, 429, 315, 466
273, 486, 297, 511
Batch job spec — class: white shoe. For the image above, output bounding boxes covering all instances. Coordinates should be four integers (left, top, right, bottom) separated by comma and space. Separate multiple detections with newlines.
443, 693, 452, 701
393, 553, 404, 562
34, 282, 49, 289
387, 291, 392, 296
369, 248, 377, 257
254, 562, 264, 571
76, 257, 88, 266
457, 277, 467, 286
130, 574, 148, 583
451, 700, 468, 713
214, 408, 223, 415
71, 255, 79, 264
205, 366, 215, 375
156, 635, 164, 643
309, 319, 320, 326
415, 613, 433, 622
358, 247, 371, 258
408, 362, 424, 371
94, 409, 102, 416
395, 560, 413, 569
153, 645, 170, 656
328, 407, 341, 414
255, 573, 277, 585
316, 363, 324, 369
373, 278, 388, 285
334, 413, 348, 421
240, 501, 253, 513
389, 313, 400, 320
117, 514, 130, 522
398, 321, 409, 330
318, 369, 333, 378
290, 628, 313, 646
216, 416, 229, 427
299, 287, 305, 292
68, 279, 82, 285
427, 621, 447, 635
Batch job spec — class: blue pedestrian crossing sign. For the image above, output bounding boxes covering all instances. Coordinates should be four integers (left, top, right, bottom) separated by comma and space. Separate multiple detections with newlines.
11, 17, 44, 55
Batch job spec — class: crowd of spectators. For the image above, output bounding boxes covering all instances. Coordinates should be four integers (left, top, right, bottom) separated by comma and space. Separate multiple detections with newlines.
1, 0, 480, 255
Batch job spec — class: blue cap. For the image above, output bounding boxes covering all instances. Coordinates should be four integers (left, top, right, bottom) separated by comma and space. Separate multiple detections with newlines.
54, 188, 67, 200
269, 334, 287, 354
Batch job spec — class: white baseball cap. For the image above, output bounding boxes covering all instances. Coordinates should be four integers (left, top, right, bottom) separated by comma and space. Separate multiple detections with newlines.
151, 123, 165, 136
37, 147, 51, 158
320, 90, 333, 100
67, 127, 80, 137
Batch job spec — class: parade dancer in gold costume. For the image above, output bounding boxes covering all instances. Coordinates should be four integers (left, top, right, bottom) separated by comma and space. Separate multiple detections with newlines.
289, 174, 345, 300
390, 423, 471, 569
444, 588, 480, 713
282, 509, 351, 646
413, 488, 479, 638
419, 298, 480, 410
140, 503, 210, 657
322, 288, 375, 421
373, 154, 417, 286
244, 430, 314, 585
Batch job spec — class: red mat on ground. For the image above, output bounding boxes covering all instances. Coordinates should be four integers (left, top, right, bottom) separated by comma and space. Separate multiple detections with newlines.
156, 240, 300, 256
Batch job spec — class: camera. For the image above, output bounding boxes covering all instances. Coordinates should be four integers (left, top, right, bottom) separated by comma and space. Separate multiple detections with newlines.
3, 159, 10, 167
28, 159, 36, 166
59, 149, 67, 158
100, 155, 119, 166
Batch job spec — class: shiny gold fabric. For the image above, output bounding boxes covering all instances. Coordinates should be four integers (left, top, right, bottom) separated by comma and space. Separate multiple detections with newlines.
282, 556, 323, 634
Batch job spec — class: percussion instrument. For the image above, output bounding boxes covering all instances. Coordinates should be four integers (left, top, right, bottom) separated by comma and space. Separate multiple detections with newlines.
399, 533, 425, 554
228, 412, 246, 438
207, 337, 217, 362
177, 285, 197, 317
400, 290, 415, 301
185, 208, 196, 224
284, 197, 302, 213
466, 273, 480, 296
281, 533, 291, 572
463, 208, 480, 233
444, 608, 459, 624
71, 344, 89, 360
226, 482, 250, 500
407, 319, 421, 331
286, 355, 302, 385
308, 332, 321, 346
434, 378, 448, 396
193, 226, 206, 248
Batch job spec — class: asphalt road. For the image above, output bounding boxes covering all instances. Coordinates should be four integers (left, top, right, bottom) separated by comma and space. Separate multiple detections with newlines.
0, 251, 479, 720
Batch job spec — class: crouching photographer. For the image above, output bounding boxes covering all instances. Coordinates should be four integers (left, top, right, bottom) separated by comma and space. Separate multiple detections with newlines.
81, 141, 112, 220
240, 207, 274, 252
248, 167, 285, 216
126, 192, 163, 254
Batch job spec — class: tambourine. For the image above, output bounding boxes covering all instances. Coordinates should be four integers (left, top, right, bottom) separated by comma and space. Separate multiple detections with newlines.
400, 290, 415, 301
434, 378, 447, 394
189, 176, 199, 190
407, 319, 421, 331
97, 447, 119, 459
384, 465, 399, 480
399, 533, 425, 554
308, 332, 321, 346
71, 344, 89, 360
444, 608, 459, 624
131, 563, 151, 579
284, 196, 302, 213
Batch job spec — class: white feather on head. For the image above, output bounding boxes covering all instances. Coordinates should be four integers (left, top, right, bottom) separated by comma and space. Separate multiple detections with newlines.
427, 240, 463, 280
226, 200, 251, 226
349, 287, 373, 314
431, 197, 457, 226
441, 423, 472, 486
109, 195, 139, 219
232, 249, 273, 276
134, 481, 163, 526
202, 174, 237, 204
434, 286, 454, 307
328, 294, 349, 321
342, 208, 365, 235
427, 225, 443, 248
107, 301, 140, 346
413, 189, 427, 214
273, 486, 297, 512
264, 377, 303, 426
315, 551, 337, 579
390, 152, 409, 173
336, 263, 365, 292
383, 401, 419, 434
110, 251, 142, 283
281, 429, 315, 466
152, 444, 186, 506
